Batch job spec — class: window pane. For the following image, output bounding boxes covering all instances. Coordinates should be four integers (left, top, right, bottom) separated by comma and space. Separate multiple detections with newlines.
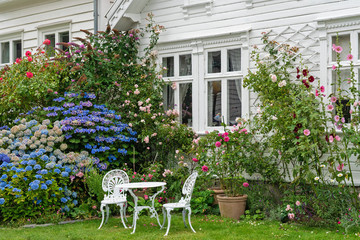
1, 42, 10, 64
332, 69, 351, 96
228, 49, 241, 71
332, 35, 350, 62
180, 83, 192, 126
163, 85, 174, 110
227, 79, 242, 125
13, 40, 22, 61
59, 31, 70, 51
179, 54, 192, 76
332, 69, 351, 123
45, 34, 56, 57
208, 81, 221, 126
208, 51, 221, 73
163, 57, 174, 77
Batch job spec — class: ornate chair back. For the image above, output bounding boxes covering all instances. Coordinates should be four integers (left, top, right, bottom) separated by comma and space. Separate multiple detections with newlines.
180, 172, 198, 204
102, 169, 129, 199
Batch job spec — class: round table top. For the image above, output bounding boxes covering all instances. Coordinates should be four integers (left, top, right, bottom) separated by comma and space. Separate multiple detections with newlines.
116, 182, 166, 189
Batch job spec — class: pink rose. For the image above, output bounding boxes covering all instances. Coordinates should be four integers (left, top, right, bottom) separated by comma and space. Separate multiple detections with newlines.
243, 182, 249, 188
192, 158, 199, 162
202, 165, 209, 172
288, 213, 295, 219
26, 72, 34, 78
296, 201, 301, 206
25, 51, 31, 57
43, 39, 51, 45
215, 141, 221, 147
224, 136, 230, 142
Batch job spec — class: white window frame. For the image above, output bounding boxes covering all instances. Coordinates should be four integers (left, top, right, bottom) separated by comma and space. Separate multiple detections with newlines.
0, 33, 22, 66
158, 32, 250, 134
205, 46, 243, 130
161, 51, 194, 127
318, 15, 360, 127
38, 24, 71, 53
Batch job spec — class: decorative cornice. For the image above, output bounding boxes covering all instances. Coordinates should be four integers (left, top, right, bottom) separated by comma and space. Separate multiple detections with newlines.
157, 43, 192, 51
326, 20, 360, 29
182, 0, 213, 19
203, 36, 243, 46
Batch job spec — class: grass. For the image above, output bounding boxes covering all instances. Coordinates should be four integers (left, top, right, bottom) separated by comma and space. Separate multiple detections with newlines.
0, 214, 358, 240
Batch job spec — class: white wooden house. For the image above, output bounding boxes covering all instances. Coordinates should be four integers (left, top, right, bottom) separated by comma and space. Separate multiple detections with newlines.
0, 0, 112, 64
2, 0, 360, 182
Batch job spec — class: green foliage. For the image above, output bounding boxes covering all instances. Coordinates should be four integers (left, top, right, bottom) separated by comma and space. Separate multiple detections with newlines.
241, 209, 265, 221
0, 48, 71, 125
190, 187, 215, 214
85, 169, 104, 203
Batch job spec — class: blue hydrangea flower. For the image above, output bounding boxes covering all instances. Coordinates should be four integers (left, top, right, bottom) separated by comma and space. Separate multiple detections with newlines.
0, 198, 4, 205
73, 200, 78, 206
25, 166, 32, 171
34, 164, 41, 170
61, 172, 69, 177
45, 180, 53, 185
60, 197, 67, 203
41, 184, 47, 190
54, 169, 61, 174
27, 160, 36, 165
40, 169, 48, 175
35, 175, 42, 179
72, 192, 77, 198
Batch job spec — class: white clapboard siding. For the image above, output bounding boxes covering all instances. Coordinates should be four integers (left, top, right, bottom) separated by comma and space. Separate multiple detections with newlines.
0, 0, 94, 53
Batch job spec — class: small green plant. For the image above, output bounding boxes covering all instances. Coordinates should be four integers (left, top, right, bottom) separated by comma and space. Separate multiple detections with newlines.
241, 209, 265, 221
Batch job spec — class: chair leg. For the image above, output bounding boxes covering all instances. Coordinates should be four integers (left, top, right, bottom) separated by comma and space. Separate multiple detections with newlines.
119, 204, 127, 229
98, 204, 106, 229
105, 205, 110, 224
186, 207, 196, 233
182, 208, 187, 228
124, 202, 128, 222
164, 208, 173, 236
160, 207, 166, 229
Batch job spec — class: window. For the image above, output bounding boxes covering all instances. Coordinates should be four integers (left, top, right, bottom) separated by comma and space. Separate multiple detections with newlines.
0, 37, 22, 65
159, 35, 249, 133
161, 53, 193, 126
41, 27, 70, 57
206, 48, 242, 127
328, 32, 360, 123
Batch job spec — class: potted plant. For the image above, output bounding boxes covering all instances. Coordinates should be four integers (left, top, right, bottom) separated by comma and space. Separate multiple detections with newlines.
195, 119, 253, 219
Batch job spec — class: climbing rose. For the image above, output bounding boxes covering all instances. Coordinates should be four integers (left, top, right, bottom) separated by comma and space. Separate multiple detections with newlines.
25, 51, 31, 56
243, 182, 249, 188
43, 39, 51, 46
26, 72, 33, 78
201, 165, 209, 172
192, 158, 198, 162
215, 141, 221, 147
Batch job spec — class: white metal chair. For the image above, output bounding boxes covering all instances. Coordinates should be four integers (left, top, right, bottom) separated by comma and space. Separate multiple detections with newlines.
98, 169, 129, 229
161, 172, 198, 236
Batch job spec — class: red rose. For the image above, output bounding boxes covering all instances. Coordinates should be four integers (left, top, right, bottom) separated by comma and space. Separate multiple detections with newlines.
25, 51, 31, 57
302, 69, 308, 76
308, 76, 314, 82
43, 39, 51, 46
15, 58, 21, 64
26, 72, 33, 78
27, 57, 33, 62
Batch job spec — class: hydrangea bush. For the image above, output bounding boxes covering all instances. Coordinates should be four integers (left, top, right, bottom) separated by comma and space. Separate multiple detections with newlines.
0, 119, 93, 222
32, 92, 137, 169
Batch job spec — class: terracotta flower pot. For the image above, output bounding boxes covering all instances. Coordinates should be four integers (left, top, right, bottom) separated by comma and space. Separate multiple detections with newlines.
209, 187, 225, 205
217, 194, 247, 220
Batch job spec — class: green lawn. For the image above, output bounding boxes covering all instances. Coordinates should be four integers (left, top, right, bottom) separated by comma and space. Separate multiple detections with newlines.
0, 214, 357, 240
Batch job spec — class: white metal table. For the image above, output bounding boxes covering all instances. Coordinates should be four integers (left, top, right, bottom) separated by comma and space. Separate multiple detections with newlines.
115, 181, 166, 234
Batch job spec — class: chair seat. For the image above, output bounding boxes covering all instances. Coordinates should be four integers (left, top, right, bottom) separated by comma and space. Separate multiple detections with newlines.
101, 197, 126, 205
163, 202, 189, 209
